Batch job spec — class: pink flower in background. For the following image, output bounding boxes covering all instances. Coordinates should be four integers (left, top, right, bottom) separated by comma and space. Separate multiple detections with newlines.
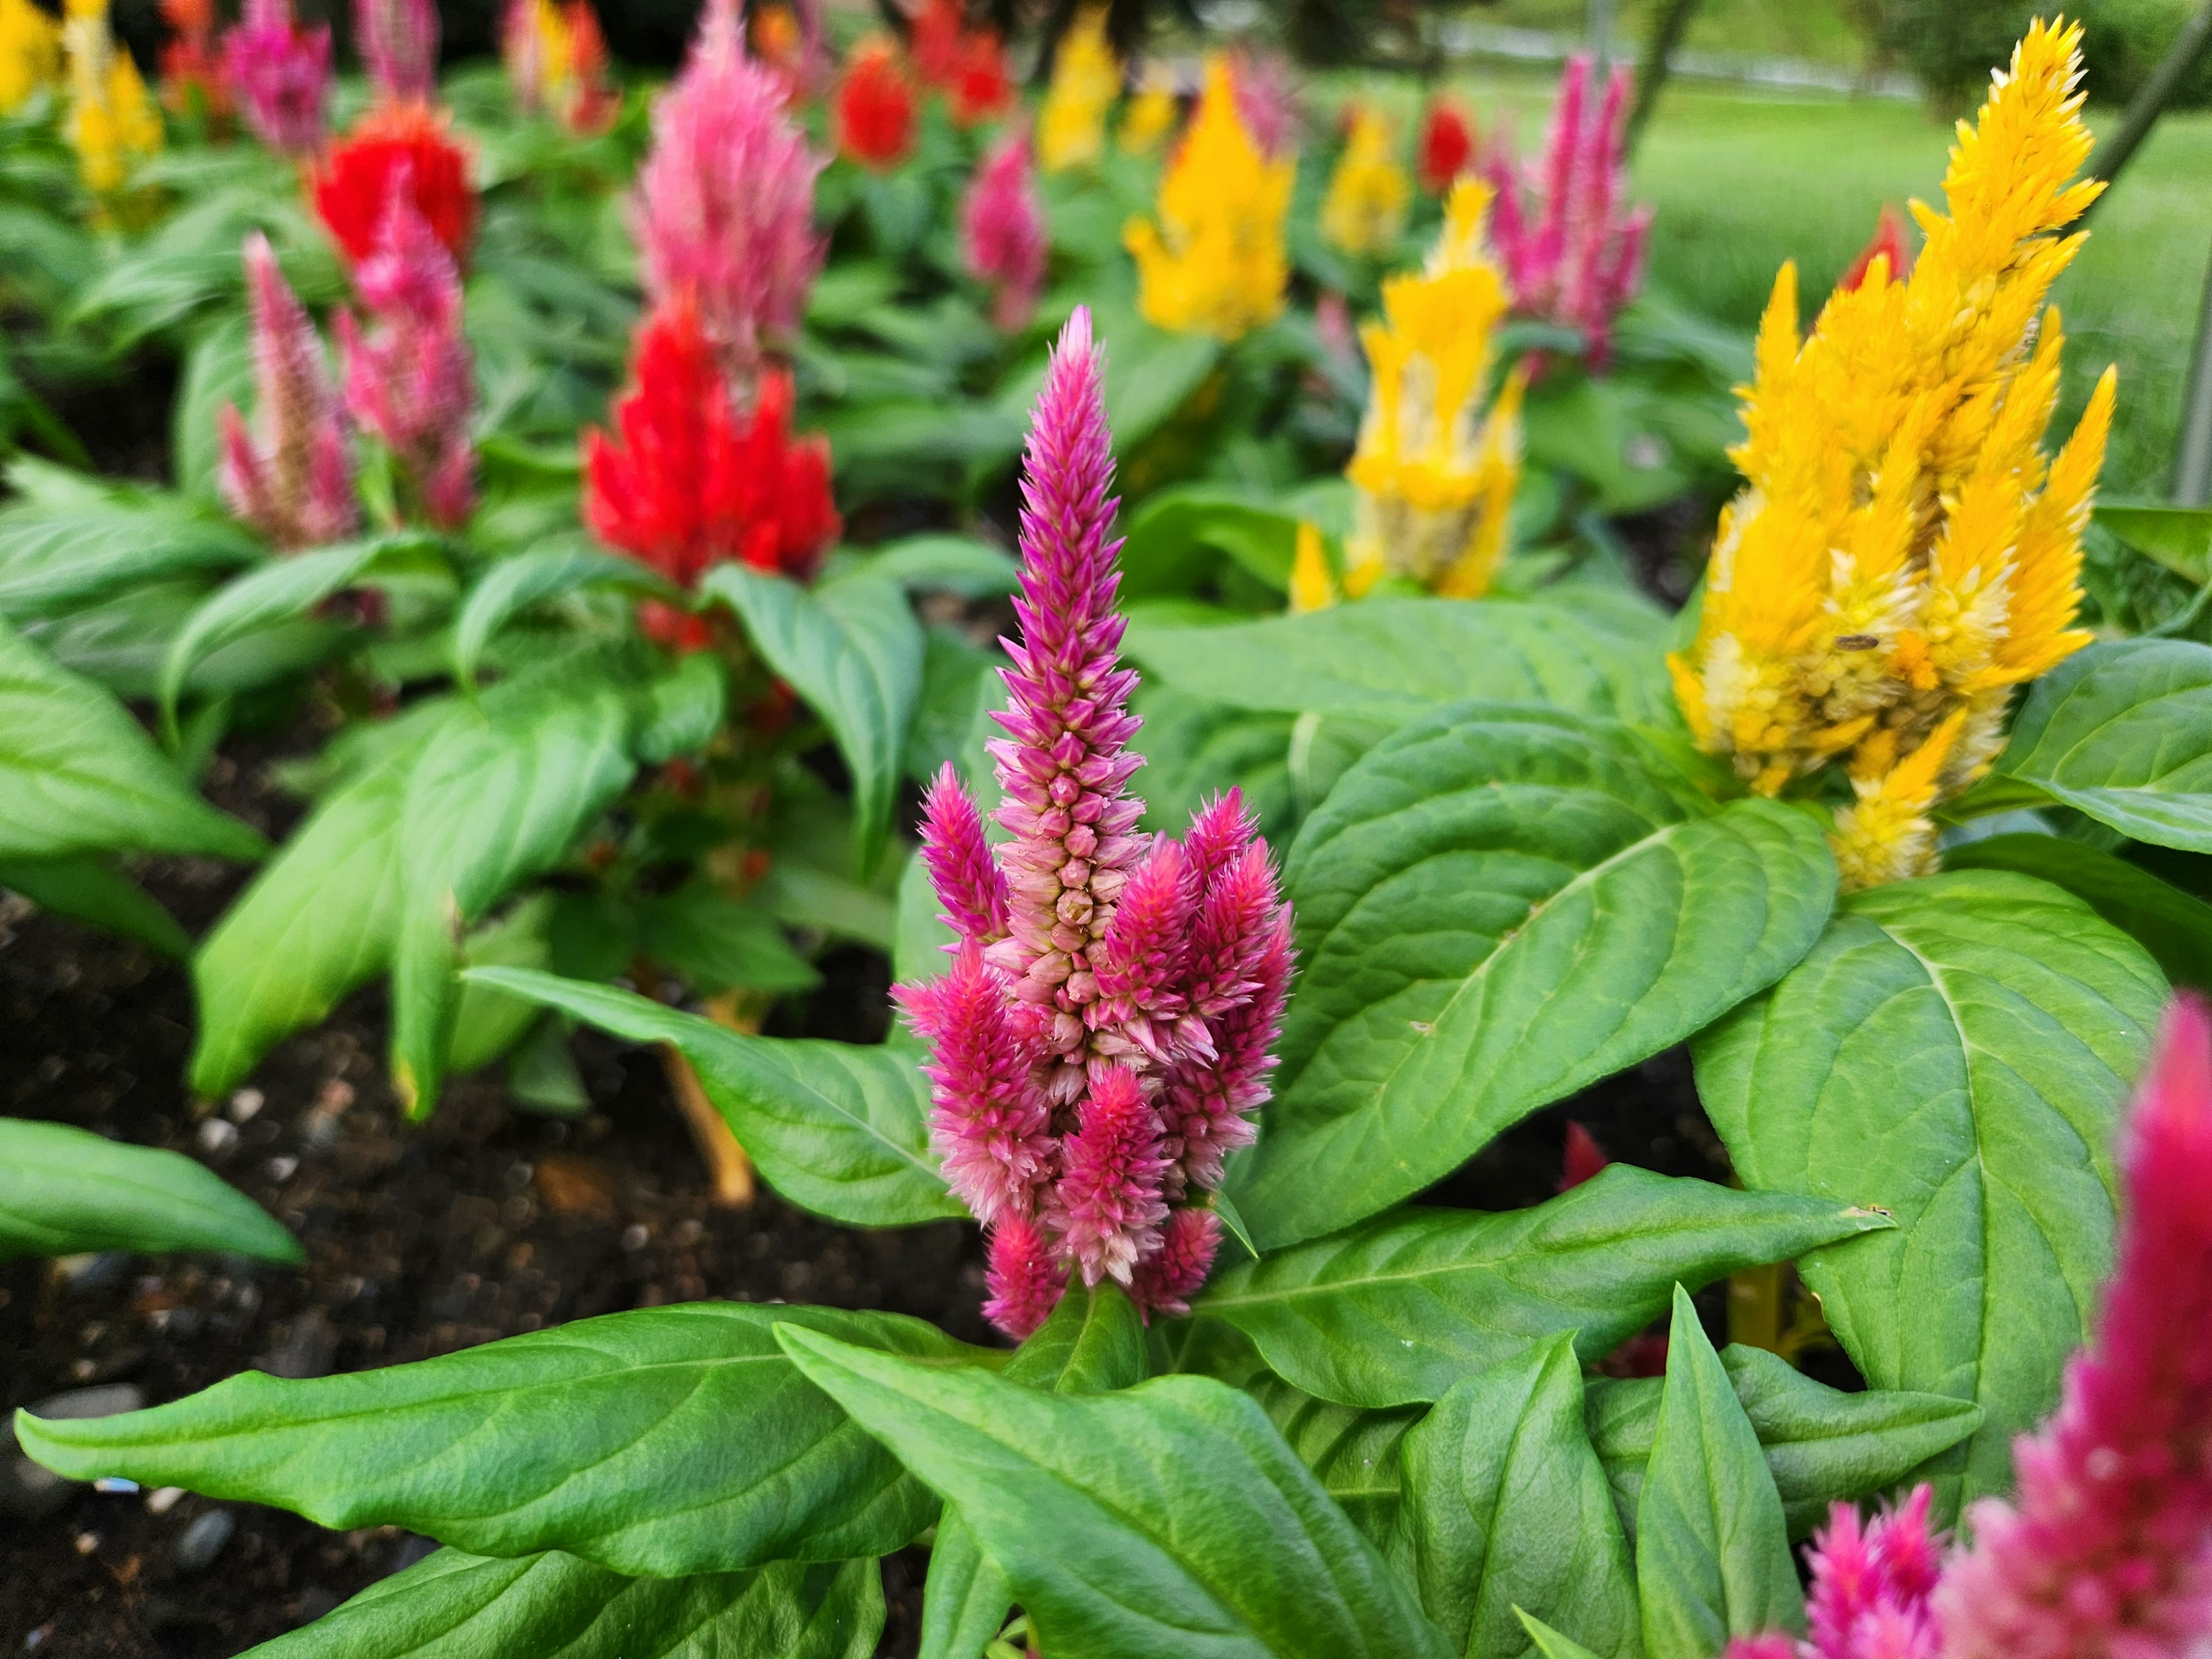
355, 0, 438, 105
631, 0, 824, 380
224, 0, 331, 158
1484, 54, 1650, 368
1228, 46, 1298, 160
219, 233, 358, 550
896, 307, 1294, 1339
962, 132, 1046, 332
336, 168, 475, 529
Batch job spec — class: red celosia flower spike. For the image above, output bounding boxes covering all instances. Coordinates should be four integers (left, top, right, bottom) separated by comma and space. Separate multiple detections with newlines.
1418, 96, 1475, 194
835, 37, 918, 172
1840, 203, 1916, 294
159, 0, 232, 120
315, 103, 478, 266
910, 0, 1012, 126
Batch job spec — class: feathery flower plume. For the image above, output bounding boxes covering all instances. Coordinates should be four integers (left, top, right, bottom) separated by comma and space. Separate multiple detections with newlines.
895, 308, 1294, 1337
356, 0, 438, 106
1668, 20, 2113, 892
583, 295, 839, 649
1123, 55, 1291, 342
1840, 203, 1916, 294
1418, 95, 1475, 194
315, 101, 476, 264
631, 0, 823, 380
1320, 103, 1409, 257
910, 0, 1012, 127
963, 131, 1046, 333
336, 169, 476, 529
158, 0, 229, 122
502, 0, 616, 132
1035, 5, 1118, 173
1118, 65, 1178, 154
225, 0, 330, 158
63, 0, 161, 195
834, 35, 915, 172
0, 0, 60, 114
219, 233, 358, 551
1227, 46, 1298, 160
1343, 178, 1525, 600
1483, 54, 1649, 367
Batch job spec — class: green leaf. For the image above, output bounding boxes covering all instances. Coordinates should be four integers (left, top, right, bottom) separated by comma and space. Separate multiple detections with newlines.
1395, 1335, 1639, 1659
632, 652, 728, 766
704, 565, 923, 875
1130, 683, 1298, 842
0, 1117, 300, 1264
1635, 1289, 1802, 1659
775, 1328, 1451, 1659
1195, 1167, 1889, 1408
1998, 638, 2212, 851
1514, 1612, 1607, 1659
1695, 870, 2166, 1510
0, 618, 264, 862
1946, 832, 2212, 991
918, 1512, 1012, 1659
1103, 323, 1222, 447
0, 855, 191, 957
464, 969, 964, 1228
640, 881, 821, 996
1584, 1344, 1982, 1541
1235, 706, 1836, 1246
17, 1303, 987, 1576
172, 310, 253, 501
1119, 487, 1303, 599
0, 487, 260, 622
2096, 500, 2212, 583
1245, 1372, 1418, 1549
1125, 599, 1673, 726
241, 1551, 883, 1659
855, 535, 1021, 597
448, 895, 559, 1077
450, 546, 679, 690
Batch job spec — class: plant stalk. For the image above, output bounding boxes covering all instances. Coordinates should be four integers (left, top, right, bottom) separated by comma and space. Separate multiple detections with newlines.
1625, 0, 1702, 157
2177, 236, 2212, 506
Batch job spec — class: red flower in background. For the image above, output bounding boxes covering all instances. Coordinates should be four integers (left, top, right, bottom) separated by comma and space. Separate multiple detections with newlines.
835, 37, 916, 171
313, 102, 478, 264
1840, 202, 1916, 293
1417, 96, 1475, 194
911, 0, 1011, 127
583, 296, 840, 649
159, 0, 232, 120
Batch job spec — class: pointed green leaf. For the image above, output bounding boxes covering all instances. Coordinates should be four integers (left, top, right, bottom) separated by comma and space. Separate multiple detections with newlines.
1245, 1372, 1418, 1549
0, 1117, 300, 1264
1516, 1611, 1607, 1659
1945, 832, 2212, 992
640, 881, 821, 996
450, 546, 680, 690
0, 487, 260, 622
0, 855, 190, 957
918, 1512, 1013, 1659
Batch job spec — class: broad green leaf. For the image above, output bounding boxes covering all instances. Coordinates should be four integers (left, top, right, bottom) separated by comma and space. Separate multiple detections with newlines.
0, 1117, 300, 1263
918, 1513, 1012, 1659
1131, 683, 1298, 842
1584, 1344, 1983, 1540
704, 565, 923, 874
907, 629, 998, 786
448, 895, 559, 1077
1695, 870, 2165, 1510
1125, 600, 1673, 726
1946, 832, 2212, 991
1636, 1289, 1802, 1659
1998, 639, 2212, 851
755, 858, 898, 951
0, 855, 190, 957
641, 881, 821, 995
1515, 1613, 1607, 1659
1245, 1372, 1418, 1548
0, 488, 261, 622
1395, 1335, 1638, 1659
17, 1303, 987, 1577
172, 309, 253, 500
776, 1328, 1451, 1659
1103, 323, 1222, 447
450, 546, 679, 689
244, 1551, 882, 1659
1119, 487, 1302, 599
2096, 500, 2212, 583
632, 652, 728, 765
1235, 706, 1836, 1246
894, 844, 959, 987
855, 535, 1020, 597
1195, 1167, 1888, 1408
465, 969, 964, 1228
0, 618, 264, 862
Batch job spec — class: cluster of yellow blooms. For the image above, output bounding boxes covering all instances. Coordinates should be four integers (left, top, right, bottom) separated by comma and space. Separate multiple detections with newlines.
1669, 18, 2113, 892
0, 0, 59, 115
1123, 56, 1291, 343
62, 0, 160, 195
1119, 66, 1178, 155
1036, 6, 1119, 173
1319, 104, 1409, 258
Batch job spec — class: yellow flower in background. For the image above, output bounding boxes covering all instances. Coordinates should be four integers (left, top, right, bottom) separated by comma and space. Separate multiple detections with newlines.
1668, 18, 2112, 891
63, 0, 160, 195
1119, 67, 1177, 154
1123, 55, 1291, 342
1343, 178, 1524, 600
1036, 6, 1119, 173
1319, 104, 1408, 257
0, 0, 60, 113
1289, 521, 1336, 613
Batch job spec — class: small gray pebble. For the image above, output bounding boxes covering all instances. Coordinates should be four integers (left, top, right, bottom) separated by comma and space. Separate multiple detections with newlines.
173, 1508, 235, 1574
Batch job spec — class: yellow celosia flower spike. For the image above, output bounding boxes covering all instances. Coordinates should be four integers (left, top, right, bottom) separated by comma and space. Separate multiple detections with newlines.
1119, 67, 1179, 155
1342, 178, 1525, 601
1289, 521, 1337, 613
1036, 6, 1120, 174
1669, 18, 2116, 892
0, 0, 60, 114
1123, 55, 1293, 342
1320, 103, 1410, 257
62, 0, 160, 196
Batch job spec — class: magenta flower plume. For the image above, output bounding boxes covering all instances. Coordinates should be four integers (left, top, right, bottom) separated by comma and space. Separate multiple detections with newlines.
1797, 1488, 1944, 1659
897, 307, 1294, 1339
1484, 54, 1651, 368
1722, 1640, 1801, 1659
225, 0, 332, 158
1229, 47, 1300, 160
962, 132, 1047, 334
219, 233, 358, 551
631, 0, 824, 380
355, 0, 440, 105
336, 166, 476, 529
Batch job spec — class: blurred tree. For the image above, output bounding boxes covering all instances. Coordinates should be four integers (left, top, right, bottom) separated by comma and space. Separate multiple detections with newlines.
1881, 0, 2212, 112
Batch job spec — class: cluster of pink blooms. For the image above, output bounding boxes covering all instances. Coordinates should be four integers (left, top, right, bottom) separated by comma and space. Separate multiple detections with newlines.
631, 0, 824, 382
961, 132, 1047, 334
336, 168, 476, 529
1723, 995, 2212, 1659
224, 0, 332, 158
1483, 54, 1650, 368
356, 0, 440, 107
896, 308, 1294, 1340
1229, 47, 1301, 160
219, 235, 358, 551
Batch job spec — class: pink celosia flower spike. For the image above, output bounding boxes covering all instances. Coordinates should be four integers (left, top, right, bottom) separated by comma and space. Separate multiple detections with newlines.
897, 308, 1294, 1338
355, 0, 440, 105
219, 233, 358, 551
336, 166, 476, 529
631, 0, 824, 381
962, 131, 1047, 334
1937, 991, 2212, 1659
1797, 1487, 1944, 1659
225, 0, 333, 158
